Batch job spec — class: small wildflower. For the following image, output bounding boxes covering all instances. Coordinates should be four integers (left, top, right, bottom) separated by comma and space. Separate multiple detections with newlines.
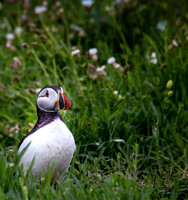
71, 49, 80, 57
6, 33, 15, 40
34, 6, 47, 15
157, 21, 167, 31
91, 53, 98, 61
168, 90, 173, 97
107, 57, 116, 64
22, 42, 28, 48
26, 88, 36, 94
96, 65, 105, 72
87, 48, 98, 61
14, 27, 23, 36
9, 123, 19, 134
5, 124, 10, 131
70, 24, 84, 38
168, 39, 179, 50
6, 45, 16, 51
82, 0, 93, 8
6, 33, 15, 50
14, 57, 21, 66
166, 80, 173, 89
112, 62, 120, 69
10, 57, 22, 70
9, 149, 14, 154
89, 48, 98, 55
78, 29, 85, 37
172, 40, 178, 47
117, 66, 124, 73
33, 81, 41, 88
88, 63, 96, 73
93, 70, 106, 80
113, 90, 118, 96
150, 52, 158, 64
96, 142, 99, 146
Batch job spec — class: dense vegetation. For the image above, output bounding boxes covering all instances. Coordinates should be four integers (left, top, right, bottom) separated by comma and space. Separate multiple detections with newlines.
0, 0, 187, 199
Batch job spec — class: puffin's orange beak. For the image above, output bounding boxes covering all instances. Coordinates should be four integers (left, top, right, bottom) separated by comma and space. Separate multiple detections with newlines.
59, 92, 72, 110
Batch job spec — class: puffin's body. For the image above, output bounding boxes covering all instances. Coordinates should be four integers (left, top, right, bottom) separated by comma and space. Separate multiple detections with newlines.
17, 86, 76, 180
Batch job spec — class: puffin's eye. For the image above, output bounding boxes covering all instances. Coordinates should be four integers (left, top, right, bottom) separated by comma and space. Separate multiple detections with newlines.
45, 90, 49, 97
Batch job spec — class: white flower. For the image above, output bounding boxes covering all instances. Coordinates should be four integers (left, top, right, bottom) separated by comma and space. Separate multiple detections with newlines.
96, 142, 99, 146
89, 48, 98, 55
14, 27, 23, 36
71, 49, 80, 56
34, 6, 47, 15
113, 90, 118, 95
113, 139, 125, 143
157, 21, 167, 32
6, 33, 15, 40
96, 65, 105, 72
151, 58, 158, 64
150, 52, 158, 64
172, 40, 178, 47
151, 52, 156, 58
82, 0, 93, 7
107, 57, 116, 64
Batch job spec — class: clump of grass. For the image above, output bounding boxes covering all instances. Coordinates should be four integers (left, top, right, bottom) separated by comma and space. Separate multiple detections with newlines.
0, 0, 187, 199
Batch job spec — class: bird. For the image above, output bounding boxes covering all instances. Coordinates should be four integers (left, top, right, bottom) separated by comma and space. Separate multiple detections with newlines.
17, 86, 76, 182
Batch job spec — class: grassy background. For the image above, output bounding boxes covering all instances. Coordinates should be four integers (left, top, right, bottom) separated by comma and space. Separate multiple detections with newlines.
0, 0, 187, 199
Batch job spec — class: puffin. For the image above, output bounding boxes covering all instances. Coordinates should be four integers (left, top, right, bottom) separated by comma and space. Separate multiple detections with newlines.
17, 86, 76, 181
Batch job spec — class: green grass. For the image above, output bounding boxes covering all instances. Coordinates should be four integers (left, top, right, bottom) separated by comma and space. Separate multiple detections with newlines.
0, 0, 188, 199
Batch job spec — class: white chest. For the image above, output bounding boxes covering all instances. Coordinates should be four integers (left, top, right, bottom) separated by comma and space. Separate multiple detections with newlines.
18, 119, 76, 178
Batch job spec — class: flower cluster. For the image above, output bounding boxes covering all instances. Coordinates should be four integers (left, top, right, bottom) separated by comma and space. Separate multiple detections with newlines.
107, 57, 125, 73
70, 46, 130, 80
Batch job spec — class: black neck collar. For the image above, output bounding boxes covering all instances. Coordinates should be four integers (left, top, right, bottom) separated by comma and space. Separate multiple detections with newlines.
18, 106, 63, 149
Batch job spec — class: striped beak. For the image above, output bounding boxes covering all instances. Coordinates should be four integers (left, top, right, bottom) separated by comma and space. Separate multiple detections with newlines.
58, 92, 72, 110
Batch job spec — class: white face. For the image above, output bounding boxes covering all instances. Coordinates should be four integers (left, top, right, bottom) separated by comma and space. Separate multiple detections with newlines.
37, 88, 60, 112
